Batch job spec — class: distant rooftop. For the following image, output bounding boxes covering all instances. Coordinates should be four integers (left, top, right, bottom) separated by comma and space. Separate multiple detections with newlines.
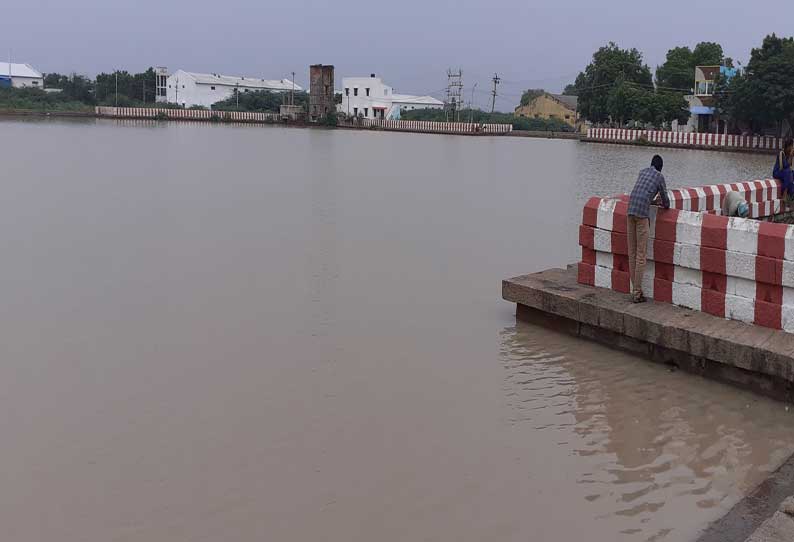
391, 94, 444, 106
549, 93, 577, 110
177, 70, 303, 92
0, 63, 43, 79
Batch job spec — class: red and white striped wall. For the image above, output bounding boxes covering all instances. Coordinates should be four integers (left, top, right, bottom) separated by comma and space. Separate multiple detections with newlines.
586, 127, 782, 153
577, 179, 794, 332
96, 106, 281, 123
354, 118, 513, 135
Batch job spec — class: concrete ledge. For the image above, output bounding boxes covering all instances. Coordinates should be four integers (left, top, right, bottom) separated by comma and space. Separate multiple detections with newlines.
503, 266, 794, 401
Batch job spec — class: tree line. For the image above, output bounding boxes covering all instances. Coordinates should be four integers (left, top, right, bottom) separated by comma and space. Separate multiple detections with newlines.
519, 41, 727, 128
529, 35, 794, 134
572, 41, 723, 127
715, 34, 794, 135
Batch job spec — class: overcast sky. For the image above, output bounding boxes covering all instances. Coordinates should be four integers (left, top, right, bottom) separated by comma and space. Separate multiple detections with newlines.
5, 0, 794, 111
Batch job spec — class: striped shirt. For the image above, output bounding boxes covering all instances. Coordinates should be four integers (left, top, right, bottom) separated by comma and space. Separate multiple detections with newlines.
628, 167, 670, 218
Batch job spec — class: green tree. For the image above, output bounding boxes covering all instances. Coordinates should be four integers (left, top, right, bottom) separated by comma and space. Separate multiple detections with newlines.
562, 84, 577, 96
692, 41, 724, 67
606, 77, 639, 125
572, 42, 653, 123
212, 89, 309, 112
716, 34, 794, 135
95, 68, 157, 105
650, 91, 690, 125
519, 88, 545, 106
44, 73, 69, 89
655, 46, 694, 91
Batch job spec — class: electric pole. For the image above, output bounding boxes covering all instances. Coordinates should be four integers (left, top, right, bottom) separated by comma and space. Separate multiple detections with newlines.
115, 71, 118, 107
469, 83, 477, 124
490, 73, 500, 113
291, 71, 295, 106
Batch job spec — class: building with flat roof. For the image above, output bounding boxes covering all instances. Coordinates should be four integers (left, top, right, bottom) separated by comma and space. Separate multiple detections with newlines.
0, 63, 44, 89
338, 74, 443, 119
164, 69, 302, 108
684, 65, 737, 133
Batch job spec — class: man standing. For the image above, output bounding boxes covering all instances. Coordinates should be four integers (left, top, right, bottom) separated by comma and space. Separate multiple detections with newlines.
627, 155, 670, 303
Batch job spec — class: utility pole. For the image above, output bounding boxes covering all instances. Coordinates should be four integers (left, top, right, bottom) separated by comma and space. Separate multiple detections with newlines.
468, 83, 477, 124
235, 82, 239, 109
115, 71, 118, 107
291, 71, 295, 106
490, 73, 501, 113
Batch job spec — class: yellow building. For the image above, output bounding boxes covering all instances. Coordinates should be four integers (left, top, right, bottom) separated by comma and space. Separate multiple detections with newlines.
514, 93, 578, 127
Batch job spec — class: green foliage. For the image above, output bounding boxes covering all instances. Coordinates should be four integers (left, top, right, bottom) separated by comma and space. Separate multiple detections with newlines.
572, 42, 653, 123
655, 41, 725, 92
322, 111, 338, 126
43, 73, 94, 103
95, 68, 157, 105
716, 34, 794, 134
692, 41, 724, 67
212, 89, 308, 112
519, 88, 545, 106
400, 108, 573, 132
562, 84, 577, 96
0, 86, 93, 112
569, 41, 694, 125
655, 46, 694, 90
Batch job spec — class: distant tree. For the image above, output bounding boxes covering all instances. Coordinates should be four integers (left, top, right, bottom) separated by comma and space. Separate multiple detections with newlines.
562, 84, 577, 96
95, 68, 157, 105
606, 77, 640, 125
212, 89, 309, 112
519, 88, 545, 106
692, 41, 724, 67
651, 91, 690, 125
44, 73, 69, 89
716, 34, 794, 135
655, 46, 694, 91
572, 42, 653, 123
61, 74, 94, 103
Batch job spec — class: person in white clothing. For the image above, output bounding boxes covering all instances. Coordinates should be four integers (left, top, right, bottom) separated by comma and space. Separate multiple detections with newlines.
721, 191, 749, 218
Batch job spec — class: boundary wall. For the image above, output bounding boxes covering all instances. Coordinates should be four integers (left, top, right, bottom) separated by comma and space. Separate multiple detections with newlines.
346, 118, 513, 135
96, 106, 281, 122
577, 179, 794, 331
587, 127, 782, 152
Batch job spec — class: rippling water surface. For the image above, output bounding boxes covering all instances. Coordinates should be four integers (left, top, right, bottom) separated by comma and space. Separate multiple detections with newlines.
0, 118, 788, 542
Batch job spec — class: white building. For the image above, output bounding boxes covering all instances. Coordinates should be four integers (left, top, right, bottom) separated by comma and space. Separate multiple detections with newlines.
0, 63, 44, 89
165, 69, 303, 108
338, 74, 443, 119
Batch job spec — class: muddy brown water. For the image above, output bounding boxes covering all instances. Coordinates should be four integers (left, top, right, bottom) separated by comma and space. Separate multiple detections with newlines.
0, 117, 789, 542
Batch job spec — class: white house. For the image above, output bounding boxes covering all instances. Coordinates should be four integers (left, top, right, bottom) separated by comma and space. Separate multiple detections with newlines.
165, 69, 303, 108
0, 63, 44, 89
338, 74, 443, 119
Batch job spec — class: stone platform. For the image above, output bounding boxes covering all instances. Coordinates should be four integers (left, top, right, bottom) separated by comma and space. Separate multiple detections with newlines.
503, 266, 794, 401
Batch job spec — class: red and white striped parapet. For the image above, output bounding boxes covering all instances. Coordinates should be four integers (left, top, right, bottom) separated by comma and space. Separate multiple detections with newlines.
586, 128, 782, 152
577, 179, 794, 331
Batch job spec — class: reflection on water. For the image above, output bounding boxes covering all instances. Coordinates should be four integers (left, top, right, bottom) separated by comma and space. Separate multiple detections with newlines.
501, 321, 794, 542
